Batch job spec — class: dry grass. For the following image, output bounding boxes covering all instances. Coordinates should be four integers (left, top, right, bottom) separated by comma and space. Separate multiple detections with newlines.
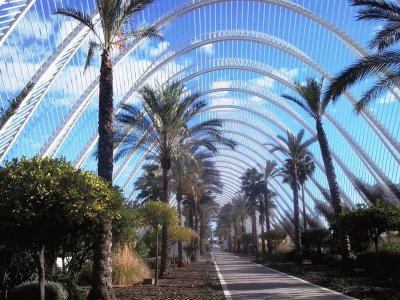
112, 246, 151, 286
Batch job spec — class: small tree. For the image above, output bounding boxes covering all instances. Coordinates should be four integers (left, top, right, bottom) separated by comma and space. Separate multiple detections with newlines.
342, 204, 400, 255
238, 233, 252, 255
136, 201, 178, 285
301, 229, 329, 255
168, 225, 198, 268
0, 157, 118, 300
262, 229, 287, 255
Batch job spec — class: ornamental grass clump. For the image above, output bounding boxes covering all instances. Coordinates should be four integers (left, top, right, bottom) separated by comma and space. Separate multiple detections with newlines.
112, 246, 150, 285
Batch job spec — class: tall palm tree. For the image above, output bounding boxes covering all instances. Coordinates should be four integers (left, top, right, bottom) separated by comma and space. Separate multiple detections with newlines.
55, 2, 160, 298
263, 160, 280, 257
282, 78, 350, 259
353, 177, 399, 206
268, 130, 316, 260
325, 0, 400, 111
114, 81, 235, 275
134, 163, 162, 203
232, 194, 248, 234
170, 150, 204, 265
198, 194, 218, 256
218, 203, 235, 251
241, 168, 264, 257
297, 153, 315, 231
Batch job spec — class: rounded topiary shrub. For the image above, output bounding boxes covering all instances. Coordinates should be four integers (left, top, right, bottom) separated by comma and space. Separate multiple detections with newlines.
8, 281, 68, 300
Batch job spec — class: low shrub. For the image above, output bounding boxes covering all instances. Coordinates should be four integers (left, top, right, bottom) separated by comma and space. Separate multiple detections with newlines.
47, 269, 86, 300
112, 246, 151, 285
310, 253, 326, 265
8, 281, 68, 300
356, 251, 400, 274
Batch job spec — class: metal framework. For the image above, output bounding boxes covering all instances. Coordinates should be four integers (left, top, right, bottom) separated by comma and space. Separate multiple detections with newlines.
0, 0, 398, 232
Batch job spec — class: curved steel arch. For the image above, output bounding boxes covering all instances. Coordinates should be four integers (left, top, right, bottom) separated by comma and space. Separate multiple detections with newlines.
172, 57, 399, 160
214, 151, 316, 217
192, 84, 397, 198
216, 127, 352, 208
197, 103, 360, 204
216, 171, 294, 226
125, 30, 398, 157
214, 162, 300, 214
216, 171, 294, 222
42, 30, 397, 168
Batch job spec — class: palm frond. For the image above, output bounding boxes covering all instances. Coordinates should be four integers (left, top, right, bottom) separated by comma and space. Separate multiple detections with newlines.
84, 40, 102, 71
352, 0, 400, 23
356, 70, 400, 112
369, 22, 400, 52
324, 50, 400, 102
55, 8, 96, 32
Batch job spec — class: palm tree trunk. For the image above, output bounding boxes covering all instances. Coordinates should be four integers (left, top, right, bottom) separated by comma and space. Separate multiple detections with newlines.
176, 189, 184, 267
302, 184, 307, 231
316, 118, 350, 260
193, 205, 199, 261
252, 211, 257, 257
160, 158, 170, 276
261, 219, 266, 260
37, 245, 45, 300
89, 51, 114, 300
292, 168, 301, 261
260, 202, 266, 260
265, 194, 272, 258
199, 221, 204, 256
155, 226, 159, 286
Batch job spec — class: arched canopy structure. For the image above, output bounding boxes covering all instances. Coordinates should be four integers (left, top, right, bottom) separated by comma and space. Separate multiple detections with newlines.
0, 0, 398, 230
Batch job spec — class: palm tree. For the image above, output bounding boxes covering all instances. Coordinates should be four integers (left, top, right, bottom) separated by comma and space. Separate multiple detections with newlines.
241, 168, 264, 257
263, 160, 280, 257
114, 81, 235, 275
297, 153, 315, 231
218, 203, 235, 251
232, 194, 248, 234
268, 130, 316, 260
134, 164, 163, 203
231, 194, 248, 252
55, 2, 160, 298
282, 78, 350, 260
325, 0, 400, 111
353, 177, 399, 206
170, 151, 203, 266
198, 194, 218, 256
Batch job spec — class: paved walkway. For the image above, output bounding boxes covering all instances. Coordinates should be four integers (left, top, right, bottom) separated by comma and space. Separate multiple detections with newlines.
211, 246, 355, 300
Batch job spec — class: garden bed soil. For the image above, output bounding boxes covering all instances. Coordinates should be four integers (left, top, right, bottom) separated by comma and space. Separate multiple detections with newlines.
114, 260, 224, 300
268, 263, 400, 300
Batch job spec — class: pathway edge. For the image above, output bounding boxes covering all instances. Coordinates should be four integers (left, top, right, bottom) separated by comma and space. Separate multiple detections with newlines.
211, 251, 233, 300
255, 263, 357, 300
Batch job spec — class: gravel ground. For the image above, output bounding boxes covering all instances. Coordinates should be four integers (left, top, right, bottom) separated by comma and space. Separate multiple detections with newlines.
114, 260, 225, 300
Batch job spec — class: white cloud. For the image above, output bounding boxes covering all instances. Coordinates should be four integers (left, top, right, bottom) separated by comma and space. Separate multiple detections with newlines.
378, 91, 398, 104
280, 68, 298, 79
200, 43, 214, 55
252, 76, 275, 89
209, 81, 231, 97
149, 41, 170, 57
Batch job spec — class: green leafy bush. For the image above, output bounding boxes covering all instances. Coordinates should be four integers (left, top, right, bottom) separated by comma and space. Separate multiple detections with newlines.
0, 246, 36, 298
8, 281, 68, 300
47, 269, 86, 300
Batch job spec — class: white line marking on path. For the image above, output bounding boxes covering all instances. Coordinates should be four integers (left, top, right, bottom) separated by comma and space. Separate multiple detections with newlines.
254, 262, 356, 299
211, 251, 233, 300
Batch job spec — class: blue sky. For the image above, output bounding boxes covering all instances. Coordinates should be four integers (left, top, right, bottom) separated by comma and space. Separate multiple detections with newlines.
0, 0, 398, 218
